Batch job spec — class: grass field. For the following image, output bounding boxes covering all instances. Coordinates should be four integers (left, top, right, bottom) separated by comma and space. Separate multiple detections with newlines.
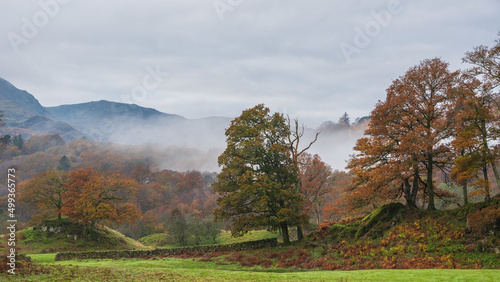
139, 229, 278, 248
4, 253, 498, 281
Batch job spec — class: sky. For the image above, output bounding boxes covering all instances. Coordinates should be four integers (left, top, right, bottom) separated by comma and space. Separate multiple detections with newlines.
1, 0, 499, 128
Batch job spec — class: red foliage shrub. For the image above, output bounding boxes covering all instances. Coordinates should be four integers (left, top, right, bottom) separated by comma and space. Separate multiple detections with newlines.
265, 252, 281, 259
467, 205, 500, 235
226, 252, 246, 263
277, 248, 313, 268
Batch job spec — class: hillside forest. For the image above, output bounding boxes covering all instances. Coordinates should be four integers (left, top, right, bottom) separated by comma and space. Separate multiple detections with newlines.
0, 35, 499, 256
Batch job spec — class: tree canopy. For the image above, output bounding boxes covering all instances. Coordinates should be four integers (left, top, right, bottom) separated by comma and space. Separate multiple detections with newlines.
19, 169, 69, 224
212, 104, 307, 245
62, 167, 141, 233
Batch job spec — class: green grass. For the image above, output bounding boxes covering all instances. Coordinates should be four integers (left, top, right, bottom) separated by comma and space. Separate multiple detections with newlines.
139, 230, 278, 248
10, 254, 500, 281
0, 219, 149, 254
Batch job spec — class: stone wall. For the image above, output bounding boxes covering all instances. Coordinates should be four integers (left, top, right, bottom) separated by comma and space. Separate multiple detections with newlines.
55, 238, 277, 261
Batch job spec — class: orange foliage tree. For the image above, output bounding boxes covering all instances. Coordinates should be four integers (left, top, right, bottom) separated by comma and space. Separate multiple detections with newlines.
451, 74, 500, 202
299, 153, 333, 225
18, 169, 68, 224
452, 36, 500, 201
347, 58, 459, 210
323, 171, 352, 221
62, 167, 140, 233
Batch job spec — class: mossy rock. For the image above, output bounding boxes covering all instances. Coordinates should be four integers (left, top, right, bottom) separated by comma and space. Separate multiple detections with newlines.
355, 202, 405, 239
328, 224, 347, 235
326, 223, 360, 242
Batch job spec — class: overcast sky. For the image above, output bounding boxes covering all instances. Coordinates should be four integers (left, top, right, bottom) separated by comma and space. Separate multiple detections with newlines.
1, 0, 498, 127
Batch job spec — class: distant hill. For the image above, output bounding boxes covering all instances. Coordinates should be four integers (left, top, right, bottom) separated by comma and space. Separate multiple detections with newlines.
0, 78, 85, 141
0, 77, 49, 123
46, 100, 185, 125
0, 78, 366, 167
46, 100, 230, 148
0, 78, 231, 149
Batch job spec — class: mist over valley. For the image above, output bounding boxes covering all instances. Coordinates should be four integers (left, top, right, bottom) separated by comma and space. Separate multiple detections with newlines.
0, 78, 366, 172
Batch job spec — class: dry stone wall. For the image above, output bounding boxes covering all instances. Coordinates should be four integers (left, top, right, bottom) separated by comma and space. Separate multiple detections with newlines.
55, 238, 278, 261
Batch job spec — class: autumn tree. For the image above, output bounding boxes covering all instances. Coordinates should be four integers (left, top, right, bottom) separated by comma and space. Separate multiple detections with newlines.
323, 171, 352, 221
454, 35, 500, 200
347, 86, 424, 210
23, 134, 65, 154
62, 167, 140, 233
299, 153, 333, 225
130, 165, 152, 184
451, 75, 500, 202
348, 58, 459, 210
18, 169, 69, 224
175, 170, 203, 203
212, 104, 307, 245
463, 33, 500, 87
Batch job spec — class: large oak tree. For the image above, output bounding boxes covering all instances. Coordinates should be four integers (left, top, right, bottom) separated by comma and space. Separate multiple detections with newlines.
19, 169, 69, 224
212, 104, 306, 245
348, 58, 459, 210
62, 167, 140, 233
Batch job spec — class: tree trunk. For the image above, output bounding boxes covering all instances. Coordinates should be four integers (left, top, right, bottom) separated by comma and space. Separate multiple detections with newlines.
427, 154, 435, 210
410, 163, 420, 208
462, 183, 468, 205
281, 224, 290, 245
490, 160, 500, 192
403, 179, 412, 207
297, 226, 304, 241
483, 166, 491, 202
57, 212, 62, 226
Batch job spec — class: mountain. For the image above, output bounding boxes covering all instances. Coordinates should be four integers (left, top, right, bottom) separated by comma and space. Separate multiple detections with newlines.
0, 78, 231, 149
46, 100, 184, 125
0, 78, 85, 141
0, 77, 49, 123
46, 100, 230, 148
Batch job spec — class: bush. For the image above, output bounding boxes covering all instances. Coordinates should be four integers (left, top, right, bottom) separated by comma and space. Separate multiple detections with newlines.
467, 205, 500, 235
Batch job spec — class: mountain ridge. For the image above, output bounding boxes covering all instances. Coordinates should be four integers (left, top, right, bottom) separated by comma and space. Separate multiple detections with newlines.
0, 78, 231, 147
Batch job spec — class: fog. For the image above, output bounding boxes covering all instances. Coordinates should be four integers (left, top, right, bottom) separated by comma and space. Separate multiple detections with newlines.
97, 114, 366, 172
306, 123, 367, 171
97, 116, 230, 172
